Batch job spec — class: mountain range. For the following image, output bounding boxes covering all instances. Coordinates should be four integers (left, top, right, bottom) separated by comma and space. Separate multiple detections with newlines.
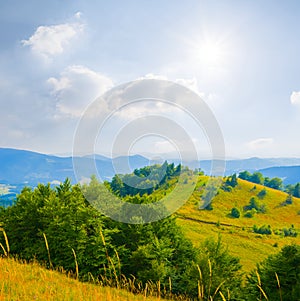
1, 148, 300, 196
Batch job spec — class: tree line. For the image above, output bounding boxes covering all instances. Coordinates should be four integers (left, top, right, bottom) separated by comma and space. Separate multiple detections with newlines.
238, 170, 300, 198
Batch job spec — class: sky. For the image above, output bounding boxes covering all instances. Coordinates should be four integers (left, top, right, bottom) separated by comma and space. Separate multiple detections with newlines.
1, 0, 300, 159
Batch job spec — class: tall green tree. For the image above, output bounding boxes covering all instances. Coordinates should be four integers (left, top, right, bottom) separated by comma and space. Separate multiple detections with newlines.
246, 244, 300, 301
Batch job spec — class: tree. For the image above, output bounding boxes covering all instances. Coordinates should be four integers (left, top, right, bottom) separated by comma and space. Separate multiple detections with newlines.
182, 236, 242, 300
225, 174, 238, 188
246, 245, 300, 300
265, 177, 283, 190
257, 188, 267, 199
110, 174, 124, 196
0, 182, 115, 277
231, 207, 241, 218
293, 183, 300, 198
238, 171, 251, 181
246, 196, 266, 213
250, 172, 264, 185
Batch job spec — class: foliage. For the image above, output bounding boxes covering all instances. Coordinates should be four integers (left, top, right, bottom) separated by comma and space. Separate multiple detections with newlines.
0, 175, 221, 299
0, 179, 113, 278
282, 225, 298, 237
244, 196, 266, 213
264, 177, 283, 190
257, 188, 267, 199
239, 171, 284, 190
246, 244, 300, 300
224, 174, 238, 189
1, 167, 300, 300
285, 182, 300, 198
181, 236, 243, 300
281, 194, 293, 206
231, 207, 241, 218
253, 224, 272, 235
109, 162, 180, 197
244, 208, 257, 218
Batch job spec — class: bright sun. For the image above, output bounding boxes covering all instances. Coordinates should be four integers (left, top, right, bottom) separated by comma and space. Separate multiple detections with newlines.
188, 34, 231, 71
197, 41, 223, 66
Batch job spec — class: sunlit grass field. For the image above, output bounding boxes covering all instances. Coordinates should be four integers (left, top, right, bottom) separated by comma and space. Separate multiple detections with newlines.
0, 257, 166, 301
176, 177, 300, 272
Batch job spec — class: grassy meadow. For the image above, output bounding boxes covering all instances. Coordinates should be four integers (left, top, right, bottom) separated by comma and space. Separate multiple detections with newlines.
0, 257, 166, 301
176, 177, 300, 272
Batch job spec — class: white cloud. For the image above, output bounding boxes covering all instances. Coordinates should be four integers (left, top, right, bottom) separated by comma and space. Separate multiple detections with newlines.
247, 138, 274, 150
290, 91, 300, 105
47, 65, 113, 117
22, 14, 84, 60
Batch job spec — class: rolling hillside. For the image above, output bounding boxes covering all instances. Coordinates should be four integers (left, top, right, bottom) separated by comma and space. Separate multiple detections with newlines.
175, 177, 300, 272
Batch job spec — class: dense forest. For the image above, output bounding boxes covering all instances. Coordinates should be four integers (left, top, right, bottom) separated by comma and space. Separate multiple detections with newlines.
0, 163, 299, 300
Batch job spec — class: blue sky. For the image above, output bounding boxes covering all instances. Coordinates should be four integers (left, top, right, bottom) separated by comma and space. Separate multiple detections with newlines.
1, 0, 300, 158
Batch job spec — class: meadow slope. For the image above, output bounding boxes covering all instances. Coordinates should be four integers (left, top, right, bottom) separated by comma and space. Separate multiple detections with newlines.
0, 257, 165, 301
176, 177, 300, 272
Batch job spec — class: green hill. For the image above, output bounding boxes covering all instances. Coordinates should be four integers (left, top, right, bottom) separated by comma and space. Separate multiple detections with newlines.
1, 166, 299, 300
175, 176, 300, 272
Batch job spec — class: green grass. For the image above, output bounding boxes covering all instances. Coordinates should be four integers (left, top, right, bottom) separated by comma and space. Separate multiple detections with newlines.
175, 177, 300, 272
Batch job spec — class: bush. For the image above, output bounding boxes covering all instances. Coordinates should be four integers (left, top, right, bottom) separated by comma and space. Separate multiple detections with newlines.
244, 208, 257, 218
281, 195, 293, 206
283, 225, 297, 237
244, 196, 266, 213
253, 224, 272, 235
257, 189, 267, 199
225, 174, 238, 188
231, 207, 240, 218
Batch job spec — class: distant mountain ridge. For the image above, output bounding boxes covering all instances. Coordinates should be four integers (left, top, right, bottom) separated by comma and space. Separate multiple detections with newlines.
1, 148, 300, 193
258, 165, 300, 185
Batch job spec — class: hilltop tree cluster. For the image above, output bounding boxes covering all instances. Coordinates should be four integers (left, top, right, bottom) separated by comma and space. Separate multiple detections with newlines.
238, 171, 283, 190
110, 162, 181, 197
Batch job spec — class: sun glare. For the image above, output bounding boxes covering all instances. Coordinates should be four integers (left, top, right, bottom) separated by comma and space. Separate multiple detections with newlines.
187, 33, 232, 72
197, 40, 223, 66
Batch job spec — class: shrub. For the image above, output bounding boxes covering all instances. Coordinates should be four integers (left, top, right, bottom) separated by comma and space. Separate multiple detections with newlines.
244, 208, 257, 218
253, 224, 272, 235
244, 197, 266, 213
225, 174, 238, 188
283, 225, 297, 237
281, 195, 293, 206
257, 189, 267, 199
231, 207, 240, 218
